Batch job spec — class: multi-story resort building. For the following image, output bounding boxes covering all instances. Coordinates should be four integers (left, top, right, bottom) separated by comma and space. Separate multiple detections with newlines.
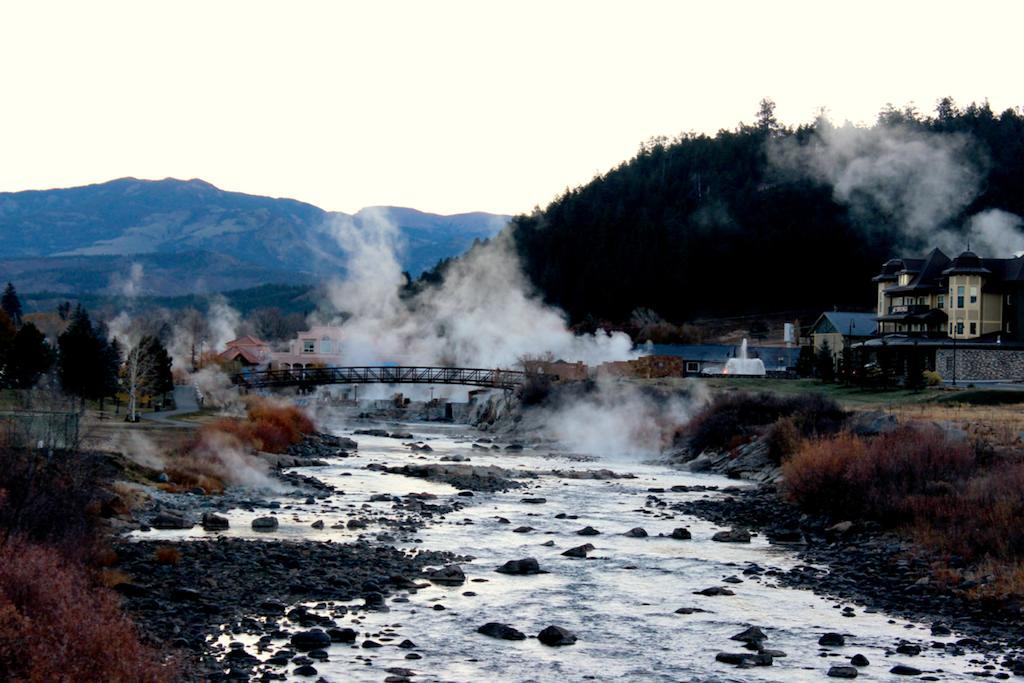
864, 248, 1024, 381
873, 248, 1024, 340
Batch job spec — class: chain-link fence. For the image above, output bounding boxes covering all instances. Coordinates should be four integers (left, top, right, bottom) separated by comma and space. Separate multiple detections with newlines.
0, 411, 80, 450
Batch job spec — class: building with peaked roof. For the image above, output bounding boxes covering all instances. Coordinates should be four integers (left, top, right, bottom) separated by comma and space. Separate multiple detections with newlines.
861, 248, 1024, 382
810, 312, 878, 365
873, 248, 1024, 341
218, 336, 272, 368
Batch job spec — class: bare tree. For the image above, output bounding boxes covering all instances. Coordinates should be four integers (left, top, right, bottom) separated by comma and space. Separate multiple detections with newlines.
179, 307, 210, 371
122, 336, 173, 421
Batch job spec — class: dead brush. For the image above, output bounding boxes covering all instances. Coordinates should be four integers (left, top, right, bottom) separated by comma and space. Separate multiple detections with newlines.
163, 453, 227, 494
98, 567, 132, 588
0, 538, 174, 681
153, 546, 180, 566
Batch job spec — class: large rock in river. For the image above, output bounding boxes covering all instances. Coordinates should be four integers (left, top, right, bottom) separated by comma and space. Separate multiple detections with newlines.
201, 513, 229, 530
251, 516, 279, 531
150, 512, 193, 530
538, 625, 577, 646
495, 558, 545, 575
424, 565, 466, 585
712, 528, 751, 543
291, 629, 332, 651
477, 623, 526, 640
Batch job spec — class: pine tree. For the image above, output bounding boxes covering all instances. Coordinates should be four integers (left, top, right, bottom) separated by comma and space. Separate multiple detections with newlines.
8, 322, 52, 389
1, 283, 22, 327
57, 307, 120, 405
815, 341, 836, 382
0, 310, 15, 387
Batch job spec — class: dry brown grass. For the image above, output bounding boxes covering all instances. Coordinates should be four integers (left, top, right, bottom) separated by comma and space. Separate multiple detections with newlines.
885, 403, 1024, 450
784, 425, 1024, 602
162, 454, 227, 494
153, 546, 180, 566
97, 567, 132, 588
111, 481, 149, 512
0, 538, 174, 682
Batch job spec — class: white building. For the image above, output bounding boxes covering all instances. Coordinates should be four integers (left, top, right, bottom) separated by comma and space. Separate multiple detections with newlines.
271, 326, 344, 369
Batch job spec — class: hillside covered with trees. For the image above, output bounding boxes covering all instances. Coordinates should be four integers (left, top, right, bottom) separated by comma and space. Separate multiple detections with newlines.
510, 99, 1024, 325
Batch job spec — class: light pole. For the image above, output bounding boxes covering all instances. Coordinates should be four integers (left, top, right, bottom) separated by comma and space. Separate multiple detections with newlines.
952, 334, 957, 386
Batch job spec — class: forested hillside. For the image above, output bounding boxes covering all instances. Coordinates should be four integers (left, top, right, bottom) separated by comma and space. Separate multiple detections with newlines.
511, 99, 1024, 324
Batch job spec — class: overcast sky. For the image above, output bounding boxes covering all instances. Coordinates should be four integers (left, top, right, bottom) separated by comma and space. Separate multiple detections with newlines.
1, 1, 1021, 215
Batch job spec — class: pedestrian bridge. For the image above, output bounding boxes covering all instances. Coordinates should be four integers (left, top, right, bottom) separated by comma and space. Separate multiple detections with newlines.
231, 366, 547, 391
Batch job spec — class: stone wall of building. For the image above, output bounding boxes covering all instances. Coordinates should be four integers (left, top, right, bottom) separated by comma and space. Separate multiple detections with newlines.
935, 348, 1024, 382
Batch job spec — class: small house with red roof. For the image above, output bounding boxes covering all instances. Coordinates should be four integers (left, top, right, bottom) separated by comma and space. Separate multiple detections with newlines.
218, 336, 272, 370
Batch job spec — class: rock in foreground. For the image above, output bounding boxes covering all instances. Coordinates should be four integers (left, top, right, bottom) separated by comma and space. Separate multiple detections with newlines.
477, 622, 526, 640
537, 625, 577, 646
495, 558, 544, 575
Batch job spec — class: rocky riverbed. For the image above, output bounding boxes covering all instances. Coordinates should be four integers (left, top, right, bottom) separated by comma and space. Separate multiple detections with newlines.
669, 484, 1024, 675
118, 421, 1022, 681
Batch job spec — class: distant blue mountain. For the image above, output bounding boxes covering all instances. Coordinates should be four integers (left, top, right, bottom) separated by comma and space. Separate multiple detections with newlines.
0, 178, 508, 296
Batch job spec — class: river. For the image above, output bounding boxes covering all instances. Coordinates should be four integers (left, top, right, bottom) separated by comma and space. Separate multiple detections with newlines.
138, 419, 987, 681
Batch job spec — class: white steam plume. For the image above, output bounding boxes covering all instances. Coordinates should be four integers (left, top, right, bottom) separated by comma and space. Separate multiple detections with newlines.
533, 376, 707, 459
207, 295, 242, 352
770, 121, 1024, 257
110, 262, 145, 299
318, 213, 635, 368
191, 430, 286, 492
967, 209, 1024, 257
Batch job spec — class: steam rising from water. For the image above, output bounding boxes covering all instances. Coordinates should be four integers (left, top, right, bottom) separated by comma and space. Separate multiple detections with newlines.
535, 377, 706, 459
319, 213, 635, 368
770, 121, 1024, 257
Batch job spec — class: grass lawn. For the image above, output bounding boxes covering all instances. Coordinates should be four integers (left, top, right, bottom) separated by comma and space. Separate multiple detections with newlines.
644, 375, 1024, 411
689, 377, 941, 409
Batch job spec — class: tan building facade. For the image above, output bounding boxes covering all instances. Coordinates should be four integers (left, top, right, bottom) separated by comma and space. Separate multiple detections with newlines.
874, 249, 1021, 341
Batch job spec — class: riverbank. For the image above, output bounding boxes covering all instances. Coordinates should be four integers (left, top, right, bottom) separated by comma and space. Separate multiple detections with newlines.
668, 392, 1024, 675
115, 538, 462, 680
671, 485, 1024, 673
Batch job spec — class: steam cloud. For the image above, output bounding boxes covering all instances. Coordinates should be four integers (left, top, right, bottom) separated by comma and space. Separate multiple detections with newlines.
770, 121, 1024, 257
533, 376, 706, 459
318, 212, 636, 369
108, 262, 145, 299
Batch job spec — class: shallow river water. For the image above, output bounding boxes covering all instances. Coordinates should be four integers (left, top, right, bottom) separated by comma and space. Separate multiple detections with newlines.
140, 421, 996, 682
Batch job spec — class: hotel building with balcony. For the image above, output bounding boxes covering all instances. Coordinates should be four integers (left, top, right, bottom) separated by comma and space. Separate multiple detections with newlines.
863, 248, 1024, 381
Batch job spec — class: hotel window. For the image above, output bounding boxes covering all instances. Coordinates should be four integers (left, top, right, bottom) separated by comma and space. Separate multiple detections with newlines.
970, 322, 977, 335
917, 296, 925, 305
685, 361, 699, 374
970, 287, 978, 304
320, 337, 332, 354
956, 321, 964, 335
302, 339, 315, 353
937, 294, 945, 310
957, 286, 965, 308
948, 322, 953, 335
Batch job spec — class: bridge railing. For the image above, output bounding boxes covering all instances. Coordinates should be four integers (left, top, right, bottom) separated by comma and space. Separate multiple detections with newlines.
231, 365, 549, 390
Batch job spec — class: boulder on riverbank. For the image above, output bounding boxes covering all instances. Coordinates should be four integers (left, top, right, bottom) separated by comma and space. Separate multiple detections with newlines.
712, 528, 751, 543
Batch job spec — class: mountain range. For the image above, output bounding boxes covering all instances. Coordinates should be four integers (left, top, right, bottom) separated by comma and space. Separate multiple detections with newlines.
0, 177, 508, 297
